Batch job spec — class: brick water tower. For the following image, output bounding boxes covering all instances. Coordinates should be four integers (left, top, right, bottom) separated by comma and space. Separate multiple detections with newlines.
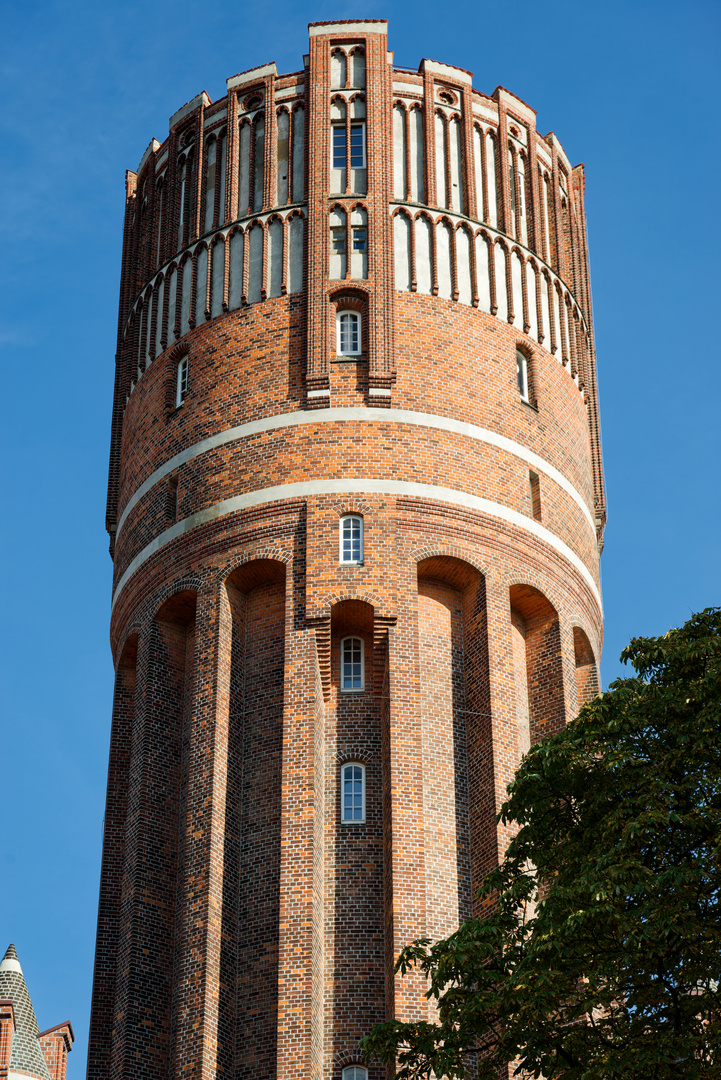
89, 19, 605, 1080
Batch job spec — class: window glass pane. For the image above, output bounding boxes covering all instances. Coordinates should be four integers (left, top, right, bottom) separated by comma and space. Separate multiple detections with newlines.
341, 516, 362, 561
516, 351, 528, 398
331, 227, 345, 253
350, 124, 365, 168
352, 228, 366, 251
342, 638, 362, 689
339, 313, 359, 354
333, 127, 346, 168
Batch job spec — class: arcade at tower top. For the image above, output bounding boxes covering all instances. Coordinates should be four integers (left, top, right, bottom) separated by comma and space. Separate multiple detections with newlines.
110, 18, 604, 566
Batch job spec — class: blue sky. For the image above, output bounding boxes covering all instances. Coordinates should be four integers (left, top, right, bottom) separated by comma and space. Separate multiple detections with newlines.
1, 0, 718, 1072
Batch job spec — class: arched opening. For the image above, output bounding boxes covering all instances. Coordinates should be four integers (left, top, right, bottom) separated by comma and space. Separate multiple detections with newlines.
143, 590, 197, 1069
223, 559, 286, 1080
573, 626, 599, 710
416, 556, 489, 947
509, 584, 565, 751
328, 598, 383, 1062
88, 632, 138, 1079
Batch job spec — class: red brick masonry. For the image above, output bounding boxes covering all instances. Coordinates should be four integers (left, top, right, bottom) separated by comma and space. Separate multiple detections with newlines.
90, 18, 604, 1080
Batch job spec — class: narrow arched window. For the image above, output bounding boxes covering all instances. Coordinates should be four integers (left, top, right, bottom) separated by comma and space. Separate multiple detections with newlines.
516, 349, 529, 402
341, 763, 366, 823
340, 514, 363, 564
342, 1068, 368, 1080
176, 354, 189, 407
337, 310, 361, 355
341, 636, 364, 692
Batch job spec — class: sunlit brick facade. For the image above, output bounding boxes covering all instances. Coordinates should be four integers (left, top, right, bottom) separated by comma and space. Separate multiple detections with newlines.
90, 19, 605, 1080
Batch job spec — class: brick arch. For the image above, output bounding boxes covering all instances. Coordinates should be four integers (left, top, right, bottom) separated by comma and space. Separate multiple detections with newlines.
210, 546, 293, 590
286, 206, 306, 221
324, 588, 392, 620
506, 574, 563, 619
390, 205, 412, 220
392, 97, 407, 111
328, 284, 370, 305
334, 746, 373, 765
410, 544, 489, 579
333, 1047, 375, 1072
139, 574, 203, 625
167, 339, 190, 364
347, 199, 368, 215
113, 623, 142, 669
331, 499, 372, 516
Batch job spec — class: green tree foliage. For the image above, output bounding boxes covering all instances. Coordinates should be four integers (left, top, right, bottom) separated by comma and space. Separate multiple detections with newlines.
363, 609, 721, 1079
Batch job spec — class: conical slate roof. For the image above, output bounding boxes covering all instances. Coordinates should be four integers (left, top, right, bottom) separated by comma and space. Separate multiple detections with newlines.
0, 944, 51, 1080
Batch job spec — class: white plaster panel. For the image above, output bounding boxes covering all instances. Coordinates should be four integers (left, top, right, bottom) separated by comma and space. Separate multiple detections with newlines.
228, 230, 244, 310
155, 280, 164, 355
475, 233, 491, 313
237, 123, 251, 216
526, 261, 538, 341
472, 101, 498, 124
511, 250, 524, 329
415, 216, 432, 294
247, 223, 263, 303
292, 106, 305, 201
211, 242, 224, 318
195, 247, 208, 326
394, 212, 411, 291
449, 118, 464, 214
485, 132, 498, 227
422, 59, 473, 86
393, 104, 406, 200
540, 272, 550, 345
436, 220, 452, 299
494, 243, 508, 322
434, 112, 446, 208
268, 217, 283, 298
309, 21, 387, 35
226, 63, 277, 90
180, 262, 192, 336
393, 80, 422, 95
169, 92, 211, 131
288, 216, 303, 294
409, 107, 424, 202
167, 268, 177, 343
456, 228, 472, 305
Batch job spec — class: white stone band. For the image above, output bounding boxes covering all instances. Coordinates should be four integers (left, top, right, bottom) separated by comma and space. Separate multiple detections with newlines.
111, 478, 602, 614
116, 407, 596, 537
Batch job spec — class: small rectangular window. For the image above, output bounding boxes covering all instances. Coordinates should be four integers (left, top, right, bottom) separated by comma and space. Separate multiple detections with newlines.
516, 349, 529, 402
529, 470, 542, 521
332, 126, 346, 169
337, 311, 361, 356
341, 637, 364, 692
352, 227, 366, 251
350, 123, 365, 168
341, 763, 365, 823
331, 227, 346, 253
340, 515, 363, 563
176, 355, 189, 408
